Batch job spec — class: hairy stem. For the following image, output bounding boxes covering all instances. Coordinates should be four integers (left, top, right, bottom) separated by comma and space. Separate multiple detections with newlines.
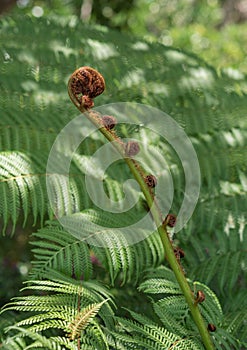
68, 70, 215, 350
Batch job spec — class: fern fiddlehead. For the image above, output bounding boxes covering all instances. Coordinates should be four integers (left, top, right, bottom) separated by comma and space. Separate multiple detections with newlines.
68, 66, 105, 109
68, 66, 215, 350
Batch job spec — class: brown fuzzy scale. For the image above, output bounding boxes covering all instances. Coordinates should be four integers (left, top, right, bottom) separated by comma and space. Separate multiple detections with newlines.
195, 290, 206, 304
70, 66, 105, 105
208, 324, 216, 332
164, 214, 176, 227
145, 175, 157, 188
101, 115, 117, 130
174, 247, 185, 259
125, 141, 140, 157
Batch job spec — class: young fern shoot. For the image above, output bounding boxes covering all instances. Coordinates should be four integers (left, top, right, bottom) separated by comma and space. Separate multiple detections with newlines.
68, 66, 215, 350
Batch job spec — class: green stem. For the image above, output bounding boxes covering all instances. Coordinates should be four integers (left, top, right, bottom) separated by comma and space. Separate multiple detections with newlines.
68, 86, 215, 350
123, 158, 214, 350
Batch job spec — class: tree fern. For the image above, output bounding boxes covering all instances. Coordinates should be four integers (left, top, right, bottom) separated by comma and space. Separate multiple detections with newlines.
1, 11, 247, 350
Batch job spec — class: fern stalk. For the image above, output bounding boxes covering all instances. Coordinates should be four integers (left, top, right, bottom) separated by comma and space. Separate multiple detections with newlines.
68, 66, 215, 350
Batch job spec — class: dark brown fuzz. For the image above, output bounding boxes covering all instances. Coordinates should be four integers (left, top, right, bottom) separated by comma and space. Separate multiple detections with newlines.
208, 324, 216, 332
81, 95, 94, 109
164, 214, 176, 227
174, 247, 185, 259
101, 115, 117, 130
145, 175, 157, 188
125, 141, 140, 157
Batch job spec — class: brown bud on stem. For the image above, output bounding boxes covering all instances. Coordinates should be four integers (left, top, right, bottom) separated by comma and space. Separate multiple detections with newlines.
163, 214, 176, 228
101, 115, 117, 130
207, 323, 216, 332
125, 141, 140, 157
145, 175, 157, 188
194, 290, 206, 304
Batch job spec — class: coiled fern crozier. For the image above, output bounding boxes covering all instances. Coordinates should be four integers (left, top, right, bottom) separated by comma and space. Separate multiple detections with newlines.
0, 13, 246, 350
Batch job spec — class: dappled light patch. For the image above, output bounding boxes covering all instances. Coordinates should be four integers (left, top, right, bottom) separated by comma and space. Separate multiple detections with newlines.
87, 39, 119, 60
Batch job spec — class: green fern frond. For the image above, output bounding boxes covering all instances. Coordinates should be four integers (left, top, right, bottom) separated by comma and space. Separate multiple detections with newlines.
2, 327, 77, 350
2, 278, 114, 329
211, 327, 243, 350
194, 282, 223, 322
221, 309, 247, 345
31, 225, 93, 280
113, 313, 204, 349
0, 150, 90, 232
139, 267, 223, 325
182, 225, 247, 296
152, 301, 191, 337
106, 328, 141, 349
137, 265, 247, 348
30, 217, 164, 285
1, 336, 28, 350
82, 321, 109, 350
1, 279, 114, 349
139, 278, 182, 294
138, 266, 183, 294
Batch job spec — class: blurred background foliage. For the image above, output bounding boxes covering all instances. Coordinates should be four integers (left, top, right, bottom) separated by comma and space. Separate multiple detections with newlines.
1, 0, 247, 73
1, 0, 247, 310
